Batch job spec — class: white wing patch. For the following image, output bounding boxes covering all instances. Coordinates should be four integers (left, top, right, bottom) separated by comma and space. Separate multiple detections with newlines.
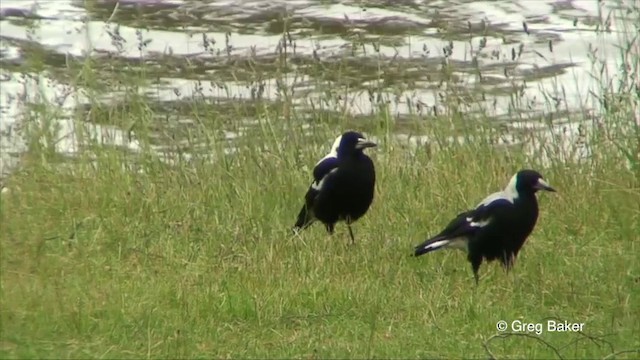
311, 168, 338, 190
423, 239, 450, 251
422, 236, 469, 253
447, 237, 469, 251
467, 217, 492, 228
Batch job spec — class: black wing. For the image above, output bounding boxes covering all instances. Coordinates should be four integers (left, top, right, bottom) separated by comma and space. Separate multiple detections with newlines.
414, 197, 514, 255
312, 156, 339, 186
294, 157, 340, 230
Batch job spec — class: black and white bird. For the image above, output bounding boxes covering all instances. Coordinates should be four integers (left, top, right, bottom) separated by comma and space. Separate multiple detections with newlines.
293, 131, 377, 244
414, 169, 556, 283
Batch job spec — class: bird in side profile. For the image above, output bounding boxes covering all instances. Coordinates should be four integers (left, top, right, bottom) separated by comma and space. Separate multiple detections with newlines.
414, 169, 556, 283
293, 131, 377, 244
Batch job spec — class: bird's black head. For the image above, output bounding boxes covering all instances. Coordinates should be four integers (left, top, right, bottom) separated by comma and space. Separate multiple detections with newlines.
511, 169, 556, 195
336, 131, 377, 158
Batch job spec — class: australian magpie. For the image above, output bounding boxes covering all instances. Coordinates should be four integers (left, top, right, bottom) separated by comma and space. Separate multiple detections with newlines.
293, 131, 377, 244
414, 169, 556, 283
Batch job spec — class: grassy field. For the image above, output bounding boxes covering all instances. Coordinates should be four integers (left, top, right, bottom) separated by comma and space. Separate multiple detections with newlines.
2, 3, 640, 359
2, 110, 639, 358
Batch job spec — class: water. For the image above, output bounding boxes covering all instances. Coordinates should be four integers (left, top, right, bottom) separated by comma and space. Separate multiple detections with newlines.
0, 0, 636, 181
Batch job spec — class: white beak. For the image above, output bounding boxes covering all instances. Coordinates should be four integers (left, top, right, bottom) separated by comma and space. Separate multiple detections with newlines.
355, 138, 377, 149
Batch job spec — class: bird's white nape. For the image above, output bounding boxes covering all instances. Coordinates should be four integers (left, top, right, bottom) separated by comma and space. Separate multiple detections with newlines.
476, 173, 519, 207
329, 135, 342, 154
477, 190, 513, 207
504, 173, 520, 201
315, 135, 342, 165
472, 171, 522, 208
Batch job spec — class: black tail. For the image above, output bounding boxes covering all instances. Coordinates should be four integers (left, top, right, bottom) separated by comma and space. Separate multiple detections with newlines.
293, 204, 314, 233
414, 236, 451, 257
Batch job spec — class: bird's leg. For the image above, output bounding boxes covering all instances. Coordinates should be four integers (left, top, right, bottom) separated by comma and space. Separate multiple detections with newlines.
502, 251, 515, 272
325, 223, 335, 235
347, 223, 355, 245
469, 255, 482, 285
503, 251, 520, 286
345, 216, 356, 245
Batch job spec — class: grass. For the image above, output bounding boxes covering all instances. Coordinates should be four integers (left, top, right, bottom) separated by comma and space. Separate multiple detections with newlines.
1, 1, 640, 359
1, 118, 639, 358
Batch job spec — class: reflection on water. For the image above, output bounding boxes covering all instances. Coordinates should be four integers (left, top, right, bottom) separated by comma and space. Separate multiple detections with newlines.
0, 0, 635, 178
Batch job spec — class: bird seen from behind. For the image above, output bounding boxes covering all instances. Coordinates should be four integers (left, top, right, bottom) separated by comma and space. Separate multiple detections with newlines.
293, 131, 377, 244
414, 169, 556, 283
